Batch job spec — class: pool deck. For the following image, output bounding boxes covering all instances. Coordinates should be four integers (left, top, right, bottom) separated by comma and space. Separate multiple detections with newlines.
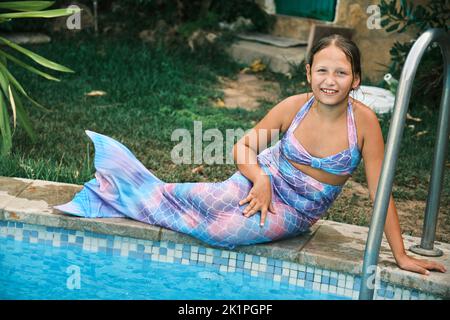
1, 176, 449, 299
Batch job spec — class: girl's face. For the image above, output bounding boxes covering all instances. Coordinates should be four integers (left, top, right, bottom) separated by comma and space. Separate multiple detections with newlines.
306, 45, 360, 107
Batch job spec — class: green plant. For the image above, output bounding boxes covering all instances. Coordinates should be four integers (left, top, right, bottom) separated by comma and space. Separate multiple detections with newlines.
0, 1, 77, 155
378, 0, 448, 108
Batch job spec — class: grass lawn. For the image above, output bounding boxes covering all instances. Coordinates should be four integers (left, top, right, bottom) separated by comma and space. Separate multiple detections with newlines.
0, 31, 448, 241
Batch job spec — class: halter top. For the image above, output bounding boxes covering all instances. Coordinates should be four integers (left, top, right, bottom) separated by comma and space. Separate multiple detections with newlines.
280, 96, 362, 176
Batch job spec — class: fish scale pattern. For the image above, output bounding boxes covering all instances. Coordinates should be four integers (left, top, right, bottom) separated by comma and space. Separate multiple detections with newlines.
54, 97, 361, 249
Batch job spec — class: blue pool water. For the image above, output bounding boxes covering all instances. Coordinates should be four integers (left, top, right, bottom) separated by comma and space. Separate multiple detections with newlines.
0, 235, 348, 300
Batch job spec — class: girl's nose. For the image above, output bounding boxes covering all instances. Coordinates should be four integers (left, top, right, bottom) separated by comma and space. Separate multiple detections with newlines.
324, 77, 337, 86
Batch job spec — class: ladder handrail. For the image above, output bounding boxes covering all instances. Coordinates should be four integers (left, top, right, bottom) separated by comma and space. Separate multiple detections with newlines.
359, 28, 450, 300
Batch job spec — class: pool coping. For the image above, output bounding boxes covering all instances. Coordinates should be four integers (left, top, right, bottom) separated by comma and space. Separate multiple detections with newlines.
1, 176, 449, 298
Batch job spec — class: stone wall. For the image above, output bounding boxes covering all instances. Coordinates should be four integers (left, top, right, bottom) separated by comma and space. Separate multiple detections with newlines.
256, 0, 424, 83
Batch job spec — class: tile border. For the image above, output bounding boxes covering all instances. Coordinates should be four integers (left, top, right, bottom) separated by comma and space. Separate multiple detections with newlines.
0, 220, 441, 300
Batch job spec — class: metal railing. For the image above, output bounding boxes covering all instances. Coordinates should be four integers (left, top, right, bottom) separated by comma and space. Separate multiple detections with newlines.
359, 28, 450, 300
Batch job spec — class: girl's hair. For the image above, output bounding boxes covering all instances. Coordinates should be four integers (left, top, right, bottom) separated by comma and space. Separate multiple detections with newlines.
307, 34, 362, 86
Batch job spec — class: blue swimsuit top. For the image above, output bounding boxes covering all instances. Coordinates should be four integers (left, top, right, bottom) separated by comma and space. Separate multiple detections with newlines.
280, 96, 362, 176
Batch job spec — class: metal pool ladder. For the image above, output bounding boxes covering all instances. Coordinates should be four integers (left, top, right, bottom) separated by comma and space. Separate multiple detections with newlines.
359, 28, 450, 300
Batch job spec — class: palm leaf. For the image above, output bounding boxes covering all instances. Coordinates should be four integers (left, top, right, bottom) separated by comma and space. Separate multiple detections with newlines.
11, 86, 36, 142
0, 92, 12, 155
8, 85, 16, 130
0, 36, 74, 73
0, 8, 79, 19
0, 62, 48, 111
0, 49, 60, 81
0, 1, 54, 12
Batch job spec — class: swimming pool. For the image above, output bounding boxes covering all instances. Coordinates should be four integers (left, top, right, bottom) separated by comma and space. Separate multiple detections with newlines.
0, 221, 438, 300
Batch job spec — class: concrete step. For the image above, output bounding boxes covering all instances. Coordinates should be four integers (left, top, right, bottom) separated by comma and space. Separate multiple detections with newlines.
226, 39, 307, 75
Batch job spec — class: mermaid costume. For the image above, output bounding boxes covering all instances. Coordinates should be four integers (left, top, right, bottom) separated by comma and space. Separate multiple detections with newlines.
54, 96, 361, 249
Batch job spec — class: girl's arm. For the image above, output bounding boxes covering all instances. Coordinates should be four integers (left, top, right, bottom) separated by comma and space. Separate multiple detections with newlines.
360, 108, 446, 275
233, 94, 307, 226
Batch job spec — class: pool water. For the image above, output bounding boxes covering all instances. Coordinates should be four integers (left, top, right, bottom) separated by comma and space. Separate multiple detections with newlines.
0, 235, 348, 300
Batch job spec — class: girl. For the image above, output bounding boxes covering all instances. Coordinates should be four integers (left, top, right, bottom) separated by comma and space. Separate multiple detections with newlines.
55, 35, 446, 276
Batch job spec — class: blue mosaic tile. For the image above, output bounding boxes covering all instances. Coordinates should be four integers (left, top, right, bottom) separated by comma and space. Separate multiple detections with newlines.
298, 272, 306, 280
274, 260, 282, 267
198, 247, 206, 254
143, 253, 151, 260
237, 253, 245, 261
329, 277, 338, 286
386, 289, 394, 299
322, 276, 329, 284
266, 265, 274, 274
60, 234, 68, 242
252, 255, 260, 263
135, 252, 144, 259
306, 272, 314, 282
30, 230, 38, 238
274, 267, 282, 275
159, 247, 167, 255
236, 260, 244, 268
126, 251, 135, 259
137, 244, 145, 252
16, 223, 23, 229
182, 251, 190, 259
353, 280, 360, 291
305, 281, 313, 290
76, 236, 84, 244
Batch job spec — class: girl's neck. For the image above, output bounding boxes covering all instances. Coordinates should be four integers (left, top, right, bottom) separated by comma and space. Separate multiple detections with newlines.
313, 96, 349, 121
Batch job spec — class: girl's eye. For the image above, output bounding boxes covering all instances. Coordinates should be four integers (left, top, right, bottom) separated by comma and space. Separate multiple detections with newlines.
337, 71, 347, 75
317, 69, 326, 72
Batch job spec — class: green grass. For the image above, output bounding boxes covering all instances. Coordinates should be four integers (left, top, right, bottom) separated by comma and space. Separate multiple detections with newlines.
0, 33, 270, 184
0, 32, 448, 210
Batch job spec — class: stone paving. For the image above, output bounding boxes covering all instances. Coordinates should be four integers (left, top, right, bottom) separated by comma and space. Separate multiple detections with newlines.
0, 176, 449, 298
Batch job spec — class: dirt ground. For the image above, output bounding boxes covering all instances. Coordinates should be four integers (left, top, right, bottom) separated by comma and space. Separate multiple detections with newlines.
330, 179, 450, 244
217, 71, 449, 244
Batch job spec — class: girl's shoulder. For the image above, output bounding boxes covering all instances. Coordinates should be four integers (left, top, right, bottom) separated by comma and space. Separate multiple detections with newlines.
351, 97, 381, 133
277, 93, 311, 132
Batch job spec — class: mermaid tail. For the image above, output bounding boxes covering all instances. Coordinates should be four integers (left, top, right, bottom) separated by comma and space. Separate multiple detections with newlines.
54, 130, 161, 218
55, 130, 339, 249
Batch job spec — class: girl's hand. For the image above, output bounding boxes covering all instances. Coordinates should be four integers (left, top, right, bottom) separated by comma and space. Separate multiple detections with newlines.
396, 254, 447, 275
239, 175, 276, 227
